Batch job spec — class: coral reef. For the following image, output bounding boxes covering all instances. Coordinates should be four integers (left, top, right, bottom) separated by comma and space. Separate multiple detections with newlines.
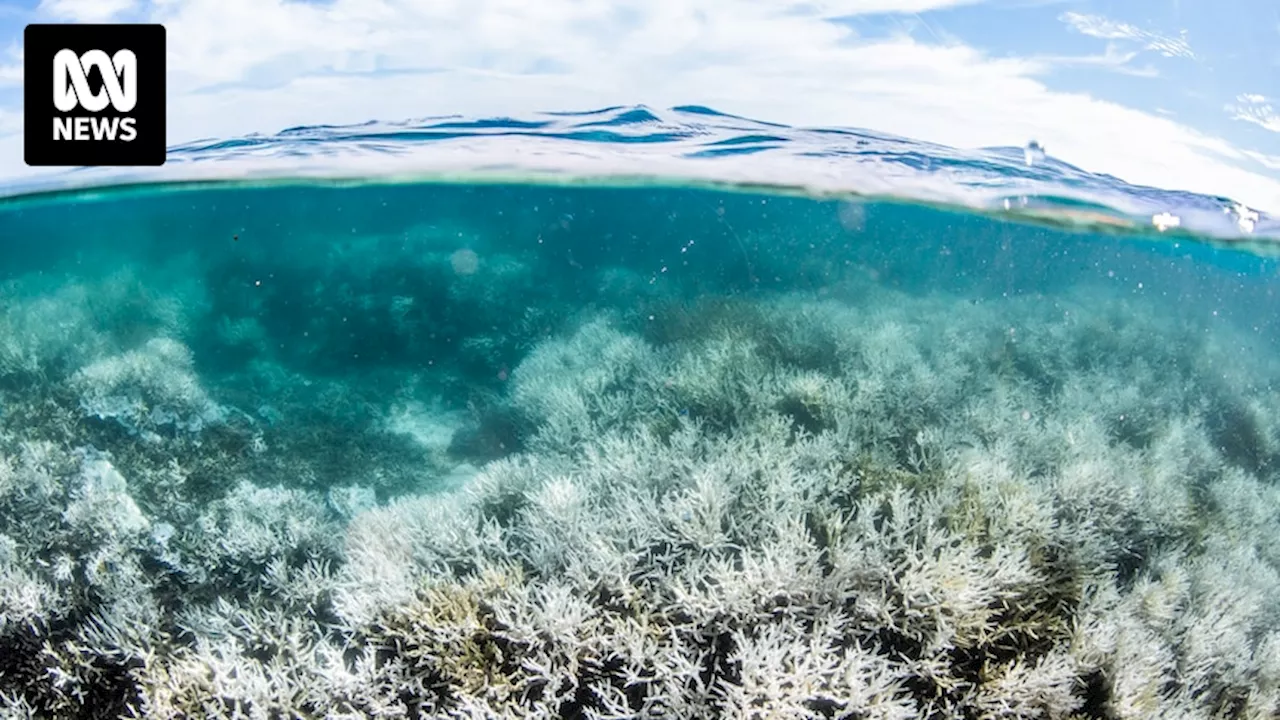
0, 187, 1278, 719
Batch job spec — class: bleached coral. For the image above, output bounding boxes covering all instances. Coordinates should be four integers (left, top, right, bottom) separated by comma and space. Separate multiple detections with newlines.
70, 337, 226, 437
5, 228, 1280, 719
508, 316, 662, 452
313, 281, 1280, 718
0, 262, 207, 378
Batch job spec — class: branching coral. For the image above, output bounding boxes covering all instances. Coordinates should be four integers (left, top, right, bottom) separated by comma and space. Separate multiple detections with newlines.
2, 203, 1280, 720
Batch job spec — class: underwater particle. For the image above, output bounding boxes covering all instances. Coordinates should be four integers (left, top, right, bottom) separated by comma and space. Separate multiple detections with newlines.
451, 248, 480, 275
1024, 140, 1046, 167
837, 200, 866, 233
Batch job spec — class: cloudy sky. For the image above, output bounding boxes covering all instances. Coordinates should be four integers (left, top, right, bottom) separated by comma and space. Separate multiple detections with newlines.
0, 0, 1278, 210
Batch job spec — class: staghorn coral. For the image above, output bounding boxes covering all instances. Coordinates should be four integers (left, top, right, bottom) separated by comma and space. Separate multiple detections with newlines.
2, 226, 1280, 719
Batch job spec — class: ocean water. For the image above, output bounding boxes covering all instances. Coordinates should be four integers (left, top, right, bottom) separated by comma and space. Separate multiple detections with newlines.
1, 107, 1280, 719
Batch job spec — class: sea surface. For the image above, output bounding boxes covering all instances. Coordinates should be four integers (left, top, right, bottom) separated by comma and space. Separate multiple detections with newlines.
0, 106, 1278, 719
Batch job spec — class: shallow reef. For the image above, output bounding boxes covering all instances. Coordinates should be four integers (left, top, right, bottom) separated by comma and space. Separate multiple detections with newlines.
0, 185, 1279, 719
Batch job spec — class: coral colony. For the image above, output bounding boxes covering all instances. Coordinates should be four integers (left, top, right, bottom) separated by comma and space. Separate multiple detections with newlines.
0, 186, 1278, 720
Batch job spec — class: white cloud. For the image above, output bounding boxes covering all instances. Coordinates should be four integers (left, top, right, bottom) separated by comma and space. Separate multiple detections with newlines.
1229, 94, 1280, 133
38, 0, 140, 22
0, 108, 20, 136
1244, 150, 1280, 171
3, 0, 1280, 214
795, 0, 988, 13
1060, 11, 1195, 59
1031, 42, 1159, 77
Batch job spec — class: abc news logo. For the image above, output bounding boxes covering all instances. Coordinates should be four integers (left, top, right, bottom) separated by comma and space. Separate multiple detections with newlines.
54, 49, 139, 142
25, 24, 166, 166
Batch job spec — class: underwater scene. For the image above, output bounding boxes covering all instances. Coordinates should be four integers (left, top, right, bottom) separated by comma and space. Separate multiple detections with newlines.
2, 111, 1280, 720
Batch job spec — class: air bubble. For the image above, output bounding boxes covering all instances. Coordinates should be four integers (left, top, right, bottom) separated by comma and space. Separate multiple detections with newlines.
1024, 141, 1046, 167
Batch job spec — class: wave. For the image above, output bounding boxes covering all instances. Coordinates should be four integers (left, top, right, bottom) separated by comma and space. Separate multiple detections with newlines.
3, 104, 1276, 250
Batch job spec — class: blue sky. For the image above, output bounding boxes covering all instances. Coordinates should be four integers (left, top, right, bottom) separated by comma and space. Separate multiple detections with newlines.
0, 0, 1278, 211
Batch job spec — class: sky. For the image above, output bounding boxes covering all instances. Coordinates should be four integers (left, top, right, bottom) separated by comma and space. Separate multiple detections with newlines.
0, 0, 1278, 211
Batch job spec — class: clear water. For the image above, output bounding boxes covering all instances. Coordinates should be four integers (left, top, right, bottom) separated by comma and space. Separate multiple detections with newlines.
9, 106, 1278, 248
1, 108, 1279, 719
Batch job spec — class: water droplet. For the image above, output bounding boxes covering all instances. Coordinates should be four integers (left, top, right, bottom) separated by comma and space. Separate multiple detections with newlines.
1230, 202, 1259, 233
1152, 212, 1181, 232
1024, 141, 1046, 167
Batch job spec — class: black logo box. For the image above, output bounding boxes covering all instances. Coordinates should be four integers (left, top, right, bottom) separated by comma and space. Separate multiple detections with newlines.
24, 24, 166, 167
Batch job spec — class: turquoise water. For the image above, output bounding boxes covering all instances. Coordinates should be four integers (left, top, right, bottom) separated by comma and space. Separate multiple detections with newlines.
1, 109, 1280, 718
9, 106, 1277, 248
